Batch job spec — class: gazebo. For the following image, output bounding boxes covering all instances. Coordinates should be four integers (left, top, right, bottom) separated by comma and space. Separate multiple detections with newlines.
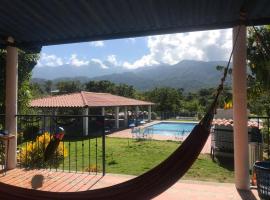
1, 0, 270, 197
30, 91, 154, 134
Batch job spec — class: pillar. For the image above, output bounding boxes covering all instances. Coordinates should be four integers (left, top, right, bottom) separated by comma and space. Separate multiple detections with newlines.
115, 106, 119, 129
101, 107, 105, 116
83, 107, 89, 136
233, 25, 249, 190
148, 105, 152, 122
124, 106, 128, 127
135, 106, 139, 118
5, 37, 18, 169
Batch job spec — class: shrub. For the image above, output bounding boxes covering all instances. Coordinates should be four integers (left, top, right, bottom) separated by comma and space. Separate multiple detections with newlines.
19, 132, 67, 168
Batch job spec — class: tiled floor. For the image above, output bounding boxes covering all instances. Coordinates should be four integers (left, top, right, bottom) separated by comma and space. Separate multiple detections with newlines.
0, 169, 259, 200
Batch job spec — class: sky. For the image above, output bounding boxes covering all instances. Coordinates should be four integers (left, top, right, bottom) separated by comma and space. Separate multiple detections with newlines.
38, 28, 232, 70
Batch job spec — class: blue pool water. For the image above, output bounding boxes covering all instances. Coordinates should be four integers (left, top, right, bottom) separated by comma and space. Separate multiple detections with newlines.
146, 122, 197, 136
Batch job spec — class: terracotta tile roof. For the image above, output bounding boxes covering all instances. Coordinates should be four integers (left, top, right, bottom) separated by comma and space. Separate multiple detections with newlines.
30, 91, 154, 108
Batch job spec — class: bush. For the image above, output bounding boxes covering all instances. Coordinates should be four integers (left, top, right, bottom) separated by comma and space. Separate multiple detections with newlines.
19, 132, 67, 168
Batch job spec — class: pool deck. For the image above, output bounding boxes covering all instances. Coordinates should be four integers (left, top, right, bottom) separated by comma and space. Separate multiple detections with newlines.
108, 120, 211, 154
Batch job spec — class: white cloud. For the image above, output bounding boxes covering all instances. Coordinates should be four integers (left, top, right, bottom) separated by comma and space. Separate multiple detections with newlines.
91, 58, 108, 69
122, 29, 232, 69
37, 53, 63, 67
68, 54, 89, 67
123, 55, 159, 69
89, 41, 105, 47
107, 54, 118, 66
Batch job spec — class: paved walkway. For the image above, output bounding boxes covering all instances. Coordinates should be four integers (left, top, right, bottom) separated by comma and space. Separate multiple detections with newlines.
0, 169, 259, 199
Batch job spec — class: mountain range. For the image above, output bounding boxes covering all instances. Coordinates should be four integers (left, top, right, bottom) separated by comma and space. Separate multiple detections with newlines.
32, 60, 231, 92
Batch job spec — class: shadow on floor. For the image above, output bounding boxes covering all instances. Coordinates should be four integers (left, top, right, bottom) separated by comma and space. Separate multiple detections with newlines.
214, 156, 234, 171
31, 174, 44, 189
237, 189, 258, 200
87, 175, 105, 190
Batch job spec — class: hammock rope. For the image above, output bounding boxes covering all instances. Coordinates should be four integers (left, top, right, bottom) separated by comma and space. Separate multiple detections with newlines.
0, 23, 243, 200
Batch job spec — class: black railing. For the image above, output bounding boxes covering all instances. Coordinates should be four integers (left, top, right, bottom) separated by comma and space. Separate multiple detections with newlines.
211, 116, 270, 159
16, 114, 106, 175
0, 114, 4, 130
0, 114, 5, 173
249, 116, 270, 158
155, 111, 197, 121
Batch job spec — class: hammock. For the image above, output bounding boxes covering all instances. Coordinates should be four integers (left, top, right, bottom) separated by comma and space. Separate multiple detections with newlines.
0, 72, 229, 200
0, 26, 241, 200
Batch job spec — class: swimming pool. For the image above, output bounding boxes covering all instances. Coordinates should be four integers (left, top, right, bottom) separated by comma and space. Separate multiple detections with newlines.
145, 122, 197, 137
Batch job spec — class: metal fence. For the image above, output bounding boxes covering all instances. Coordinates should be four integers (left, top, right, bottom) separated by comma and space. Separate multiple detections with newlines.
249, 116, 270, 158
155, 111, 197, 121
16, 114, 106, 175
0, 114, 4, 130
211, 116, 270, 160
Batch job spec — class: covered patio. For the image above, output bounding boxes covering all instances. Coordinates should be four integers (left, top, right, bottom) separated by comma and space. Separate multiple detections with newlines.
30, 91, 154, 133
1, 0, 270, 199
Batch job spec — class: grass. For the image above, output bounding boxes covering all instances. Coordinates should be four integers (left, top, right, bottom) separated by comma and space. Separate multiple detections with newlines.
57, 137, 234, 182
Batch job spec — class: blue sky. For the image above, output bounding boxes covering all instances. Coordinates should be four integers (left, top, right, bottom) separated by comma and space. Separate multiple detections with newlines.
41, 37, 148, 62
38, 28, 232, 70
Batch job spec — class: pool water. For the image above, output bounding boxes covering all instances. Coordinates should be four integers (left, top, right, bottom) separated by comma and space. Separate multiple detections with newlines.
146, 122, 197, 136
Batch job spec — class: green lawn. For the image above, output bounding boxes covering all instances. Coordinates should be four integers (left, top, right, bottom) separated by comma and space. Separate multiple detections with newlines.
59, 137, 234, 183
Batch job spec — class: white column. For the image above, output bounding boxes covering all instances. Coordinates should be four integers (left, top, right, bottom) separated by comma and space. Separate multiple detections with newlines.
135, 106, 139, 118
115, 106, 119, 129
83, 107, 89, 136
5, 38, 18, 169
148, 105, 152, 122
124, 106, 128, 127
233, 25, 249, 190
101, 107, 105, 116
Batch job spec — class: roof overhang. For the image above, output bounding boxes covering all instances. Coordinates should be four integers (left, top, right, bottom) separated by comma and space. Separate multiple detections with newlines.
1, 0, 270, 52
30, 92, 154, 108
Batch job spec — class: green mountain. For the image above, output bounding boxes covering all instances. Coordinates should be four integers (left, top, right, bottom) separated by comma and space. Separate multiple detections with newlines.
91, 60, 231, 91
32, 60, 231, 92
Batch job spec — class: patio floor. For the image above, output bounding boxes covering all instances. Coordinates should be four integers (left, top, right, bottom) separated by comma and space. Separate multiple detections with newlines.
0, 168, 259, 199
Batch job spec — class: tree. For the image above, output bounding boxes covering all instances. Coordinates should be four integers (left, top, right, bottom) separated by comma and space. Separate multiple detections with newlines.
115, 84, 136, 98
56, 80, 83, 94
247, 25, 270, 116
0, 49, 39, 114
143, 87, 183, 112
85, 80, 116, 93
247, 25, 270, 90
44, 80, 53, 94
85, 80, 136, 98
